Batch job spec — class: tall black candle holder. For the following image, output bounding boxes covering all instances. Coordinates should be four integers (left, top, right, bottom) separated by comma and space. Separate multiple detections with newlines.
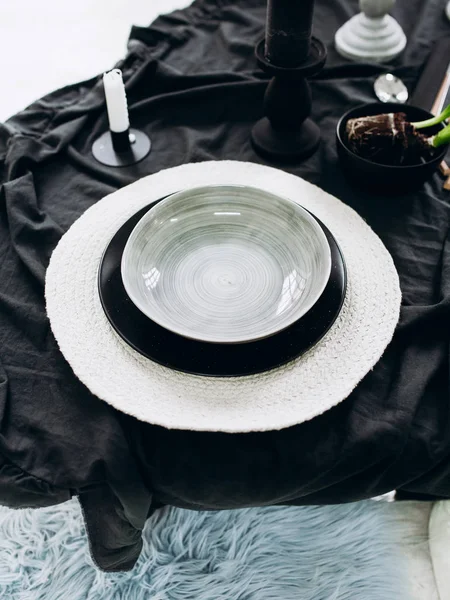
251, 37, 327, 163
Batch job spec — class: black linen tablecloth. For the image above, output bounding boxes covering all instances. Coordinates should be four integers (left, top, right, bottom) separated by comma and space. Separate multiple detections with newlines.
1, 0, 450, 572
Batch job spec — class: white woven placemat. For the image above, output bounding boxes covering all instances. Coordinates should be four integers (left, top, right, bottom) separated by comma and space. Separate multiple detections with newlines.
45, 161, 401, 432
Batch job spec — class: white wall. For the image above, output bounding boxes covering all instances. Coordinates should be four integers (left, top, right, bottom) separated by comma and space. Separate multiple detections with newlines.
0, 0, 191, 122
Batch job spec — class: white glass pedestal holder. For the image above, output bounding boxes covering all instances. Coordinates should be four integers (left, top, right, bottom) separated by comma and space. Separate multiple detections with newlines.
335, 0, 406, 63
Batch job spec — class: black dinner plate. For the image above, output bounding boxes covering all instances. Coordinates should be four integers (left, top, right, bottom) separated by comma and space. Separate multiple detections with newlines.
98, 198, 347, 377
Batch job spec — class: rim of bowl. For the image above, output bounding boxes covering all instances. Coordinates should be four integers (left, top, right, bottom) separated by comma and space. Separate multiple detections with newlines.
121, 184, 333, 344
336, 103, 447, 170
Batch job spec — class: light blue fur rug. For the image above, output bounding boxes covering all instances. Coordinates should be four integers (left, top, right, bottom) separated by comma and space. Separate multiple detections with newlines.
0, 499, 411, 599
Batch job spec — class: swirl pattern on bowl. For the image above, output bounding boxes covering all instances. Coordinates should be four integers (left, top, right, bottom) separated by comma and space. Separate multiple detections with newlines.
121, 185, 331, 344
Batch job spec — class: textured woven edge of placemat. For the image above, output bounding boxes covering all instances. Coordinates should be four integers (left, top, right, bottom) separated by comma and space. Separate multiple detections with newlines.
45, 161, 401, 432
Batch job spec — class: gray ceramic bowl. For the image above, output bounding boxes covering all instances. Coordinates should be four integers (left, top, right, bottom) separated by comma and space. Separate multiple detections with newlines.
121, 184, 332, 344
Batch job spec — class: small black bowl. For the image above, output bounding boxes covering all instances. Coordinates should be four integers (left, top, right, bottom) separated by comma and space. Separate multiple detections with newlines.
336, 102, 447, 194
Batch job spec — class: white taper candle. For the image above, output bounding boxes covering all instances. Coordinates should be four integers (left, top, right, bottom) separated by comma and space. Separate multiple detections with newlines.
103, 69, 130, 133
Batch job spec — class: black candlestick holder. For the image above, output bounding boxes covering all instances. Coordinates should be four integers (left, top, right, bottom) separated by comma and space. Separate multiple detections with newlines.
251, 37, 327, 163
92, 128, 151, 167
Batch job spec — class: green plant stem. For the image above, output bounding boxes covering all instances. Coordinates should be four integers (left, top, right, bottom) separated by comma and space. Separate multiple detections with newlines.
431, 122, 450, 148
412, 104, 450, 130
